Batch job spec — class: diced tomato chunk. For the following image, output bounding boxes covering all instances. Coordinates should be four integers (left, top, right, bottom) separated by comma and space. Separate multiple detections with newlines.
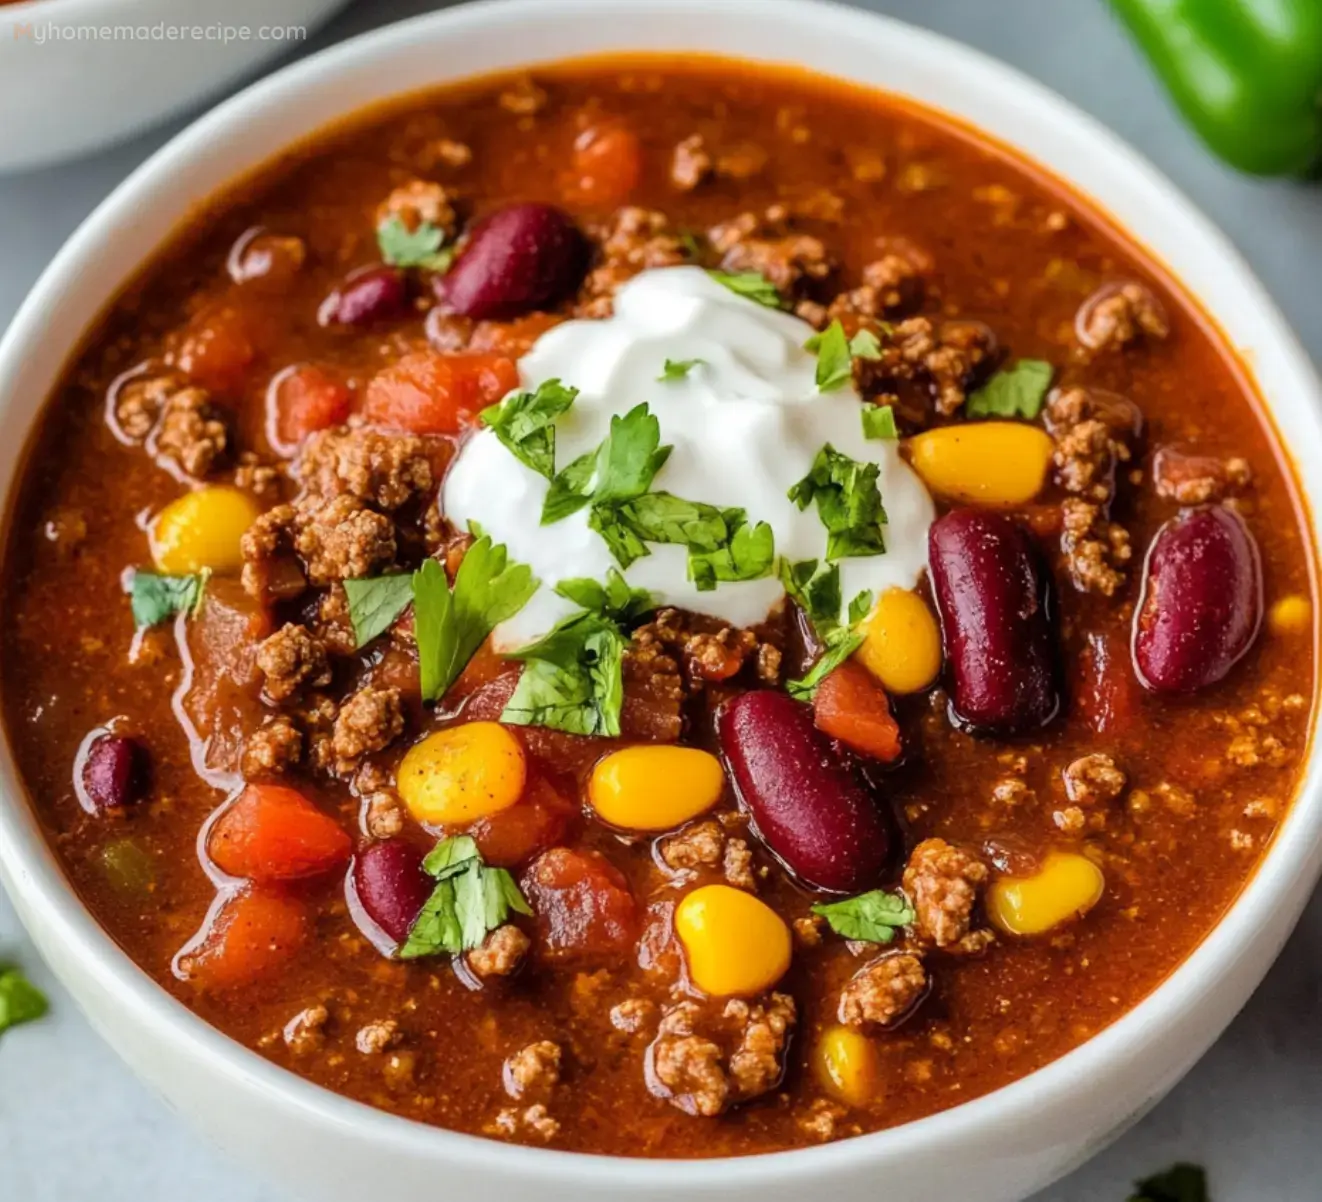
361, 350, 519, 434
267, 364, 352, 453
470, 775, 577, 868
181, 887, 309, 991
208, 784, 352, 882
174, 303, 256, 395
567, 122, 642, 206
469, 313, 566, 358
521, 847, 638, 961
813, 660, 903, 763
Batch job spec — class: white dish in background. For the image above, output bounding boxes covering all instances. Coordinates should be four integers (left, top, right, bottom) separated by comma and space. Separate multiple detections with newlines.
0, 0, 348, 173
0, 1, 1319, 1201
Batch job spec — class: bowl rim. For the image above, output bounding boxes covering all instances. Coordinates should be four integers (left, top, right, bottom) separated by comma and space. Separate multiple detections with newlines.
1, 0, 1320, 1189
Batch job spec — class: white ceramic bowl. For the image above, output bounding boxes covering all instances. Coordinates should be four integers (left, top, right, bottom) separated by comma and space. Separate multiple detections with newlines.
0, 2, 1319, 1200
0, 0, 348, 172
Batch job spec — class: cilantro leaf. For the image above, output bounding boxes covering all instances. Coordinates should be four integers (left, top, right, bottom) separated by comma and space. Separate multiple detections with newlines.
399, 878, 463, 959
554, 569, 654, 623
592, 403, 673, 504
965, 358, 1054, 419
422, 834, 480, 880
614, 492, 734, 552
412, 538, 539, 703
0, 966, 48, 1036
778, 558, 844, 634
810, 890, 915, 943
806, 319, 854, 391
861, 402, 899, 440
541, 449, 597, 524
658, 358, 705, 382
342, 575, 413, 648
788, 444, 888, 560
688, 519, 775, 592
128, 569, 209, 630
786, 626, 865, 700
587, 505, 652, 569
479, 378, 579, 480
849, 328, 884, 360
847, 589, 874, 627
376, 215, 453, 272
501, 611, 628, 737
708, 269, 783, 308
1129, 1164, 1208, 1202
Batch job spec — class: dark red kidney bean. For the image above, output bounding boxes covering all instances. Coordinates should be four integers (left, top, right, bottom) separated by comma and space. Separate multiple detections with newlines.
351, 839, 433, 945
929, 509, 1060, 734
78, 733, 148, 811
718, 690, 890, 894
319, 266, 408, 326
436, 203, 587, 320
1133, 505, 1262, 693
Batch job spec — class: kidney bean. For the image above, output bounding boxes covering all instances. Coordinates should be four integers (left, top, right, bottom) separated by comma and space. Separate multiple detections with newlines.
928, 509, 1060, 734
1133, 505, 1262, 693
319, 266, 408, 326
351, 839, 433, 945
718, 690, 890, 894
436, 203, 587, 320
77, 733, 148, 811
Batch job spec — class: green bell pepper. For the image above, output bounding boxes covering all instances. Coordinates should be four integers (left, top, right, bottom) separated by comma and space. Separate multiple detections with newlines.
1110, 0, 1322, 176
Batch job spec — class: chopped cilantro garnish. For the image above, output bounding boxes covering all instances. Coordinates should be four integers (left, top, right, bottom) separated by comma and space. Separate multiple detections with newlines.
1128, 1164, 1208, 1202
788, 444, 888, 560
343, 574, 414, 648
965, 358, 1054, 420
861, 402, 899, 440
554, 569, 654, 623
847, 589, 874, 626
779, 560, 872, 699
707, 269, 783, 308
805, 320, 885, 391
127, 569, 209, 630
399, 836, 532, 960
0, 965, 48, 1036
480, 378, 579, 480
376, 215, 453, 272
786, 626, 865, 701
541, 449, 597, 524
849, 328, 884, 360
810, 889, 915, 943
412, 538, 539, 703
688, 519, 776, 592
658, 358, 705, 382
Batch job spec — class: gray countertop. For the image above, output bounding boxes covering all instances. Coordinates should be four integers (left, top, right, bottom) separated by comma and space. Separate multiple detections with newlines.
1, 2, 1319, 1199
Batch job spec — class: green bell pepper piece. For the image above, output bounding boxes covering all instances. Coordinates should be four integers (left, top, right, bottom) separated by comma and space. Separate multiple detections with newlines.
1111, 0, 1322, 176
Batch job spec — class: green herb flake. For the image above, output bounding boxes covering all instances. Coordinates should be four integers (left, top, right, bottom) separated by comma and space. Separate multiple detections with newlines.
849, 328, 884, 360
541, 449, 597, 525
707, 269, 783, 309
965, 358, 1054, 420
861, 402, 899, 441
847, 589, 874, 626
479, 378, 579, 480
592, 403, 673, 505
342, 575, 414, 649
1128, 1164, 1208, 1202
554, 569, 654, 624
811, 889, 915, 943
688, 519, 776, 592
788, 444, 888, 560
778, 558, 843, 635
376, 215, 453, 272
0, 966, 48, 1036
412, 538, 539, 704
786, 626, 865, 701
658, 358, 705, 382
127, 569, 209, 630
805, 319, 854, 391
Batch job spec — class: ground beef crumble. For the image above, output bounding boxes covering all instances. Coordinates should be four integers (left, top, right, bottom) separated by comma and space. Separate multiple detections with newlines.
468, 925, 531, 979
294, 494, 396, 586
1076, 281, 1170, 352
297, 427, 434, 512
1152, 446, 1252, 505
376, 179, 459, 240
331, 685, 404, 775
242, 715, 303, 778
708, 204, 833, 300
855, 316, 996, 416
115, 373, 228, 478
503, 1040, 562, 1099
659, 819, 757, 890
1062, 753, 1126, 805
256, 623, 332, 702
631, 607, 779, 692
577, 207, 686, 317
902, 838, 994, 955
838, 953, 928, 1029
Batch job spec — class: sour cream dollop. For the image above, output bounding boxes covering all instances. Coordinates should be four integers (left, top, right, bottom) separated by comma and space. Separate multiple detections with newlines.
443, 266, 936, 650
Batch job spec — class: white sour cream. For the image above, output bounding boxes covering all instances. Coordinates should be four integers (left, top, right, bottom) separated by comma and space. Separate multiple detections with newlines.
442, 266, 936, 650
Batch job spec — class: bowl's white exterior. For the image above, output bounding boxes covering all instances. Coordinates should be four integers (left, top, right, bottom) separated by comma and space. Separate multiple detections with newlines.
0, 2, 1319, 1200
0, 0, 348, 172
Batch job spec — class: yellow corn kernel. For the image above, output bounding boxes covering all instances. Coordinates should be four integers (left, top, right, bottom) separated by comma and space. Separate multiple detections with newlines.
397, 722, 526, 825
674, 884, 792, 997
855, 586, 942, 694
588, 745, 725, 832
987, 850, 1105, 937
150, 486, 260, 575
815, 1025, 881, 1107
907, 422, 1055, 506
1268, 594, 1312, 637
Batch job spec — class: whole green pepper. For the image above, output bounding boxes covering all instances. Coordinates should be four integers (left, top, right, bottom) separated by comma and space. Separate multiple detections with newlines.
1110, 0, 1322, 176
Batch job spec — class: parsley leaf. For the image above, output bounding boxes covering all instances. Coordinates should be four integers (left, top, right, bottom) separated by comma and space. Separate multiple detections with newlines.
541, 449, 597, 524
788, 444, 888, 560
779, 558, 844, 634
805, 320, 885, 391
412, 538, 539, 703
786, 626, 865, 701
399, 836, 531, 960
861, 402, 899, 440
688, 519, 776, 592
554, 569, 654, 623
965, 358, 1054, 419
613, 492, 733, 552
479, 378, 579, 480
376, 215, 453, 272
0, 965, 48, 1036
708, 269, 783, 308
658, 358, 705, 382
343, 575, 414, 648
849, 328, 884, 360
811, 889, 915, 942
1128, 1164, 1208, 1202
501, 611, 628, 737
592, 403, 673, 504
128, 569, 209, 630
